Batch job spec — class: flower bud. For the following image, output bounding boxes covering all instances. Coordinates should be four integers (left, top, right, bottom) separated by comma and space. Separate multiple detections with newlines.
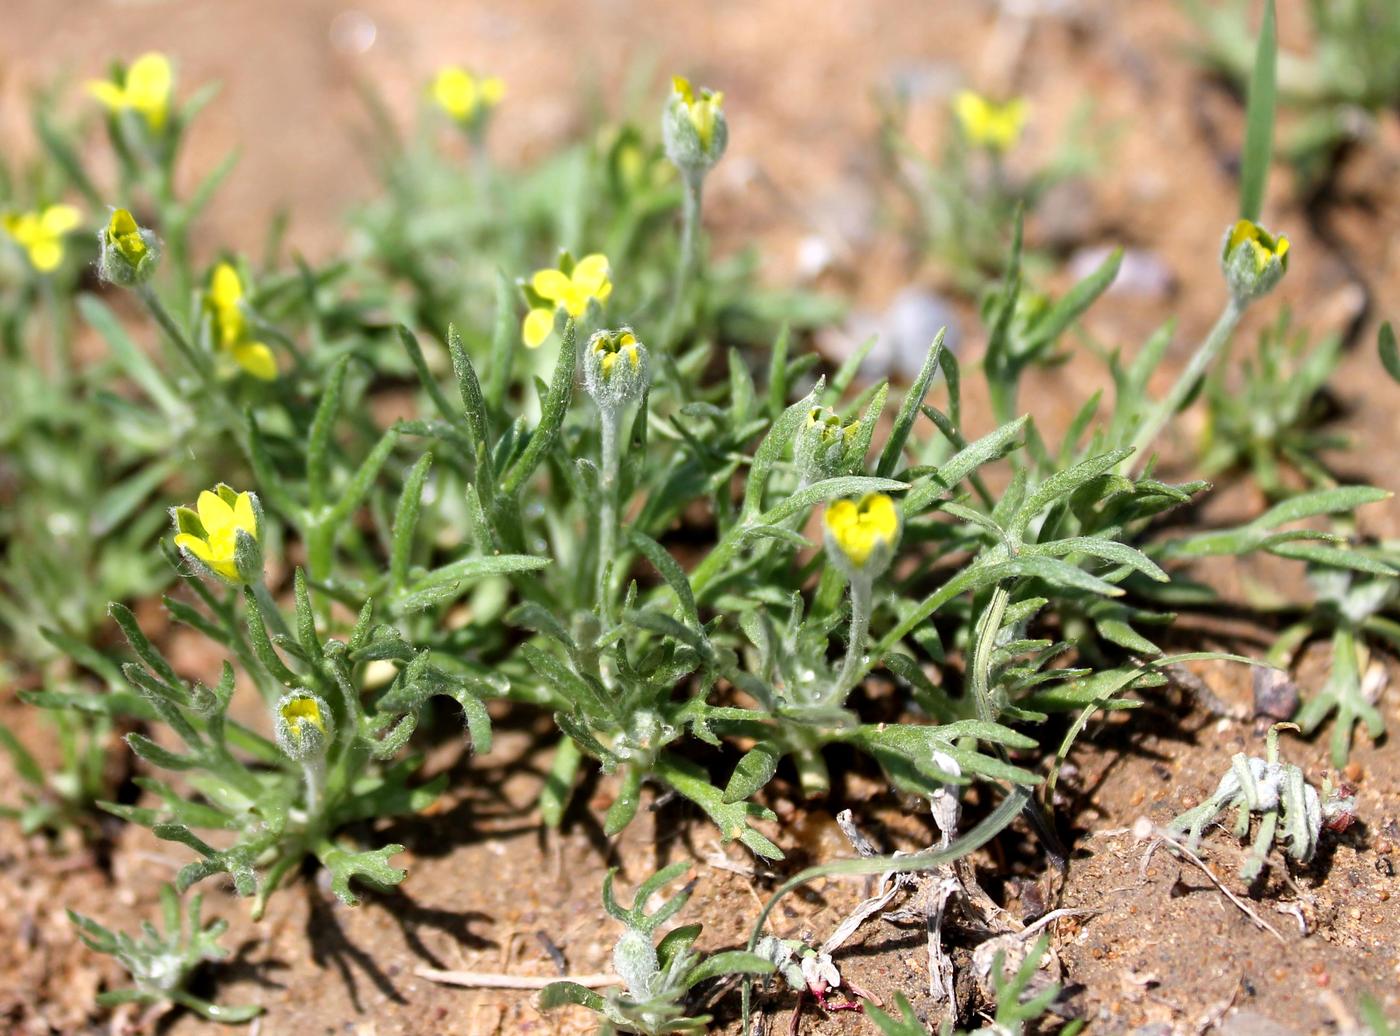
98, 209, 160, 287
584, 327, 650, 411
794, 406, 859, 483
274, 692, 331, 762
172, 485, 264, 585
662, 76, 727, 181
823, 493, 901, 582
1221, 219, 1289, 302
612, 927, 659, 1001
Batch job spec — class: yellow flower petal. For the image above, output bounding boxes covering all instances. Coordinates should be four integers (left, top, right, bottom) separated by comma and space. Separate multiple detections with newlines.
197, 489, 235, 535
232, 492, 256, 532
28, 240, 63, 272
571, 253, 610, 294
39, 205, 82, 236
126, 53, 172, 128
281, 696, 325, 732
531, 268, 571, 301
480, 76, 505, 106
431, 67, 476, 120
233, 341, 278, 380
209, 262, 243, 308
173, 533, 207, 559
87, 80, 127, 110
522, 307, 555, 348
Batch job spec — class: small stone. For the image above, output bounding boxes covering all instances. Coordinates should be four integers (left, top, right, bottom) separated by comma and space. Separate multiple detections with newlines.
1344, 760, 1364, 783
1252, 668, 1300, 721
833, 288, 963, 381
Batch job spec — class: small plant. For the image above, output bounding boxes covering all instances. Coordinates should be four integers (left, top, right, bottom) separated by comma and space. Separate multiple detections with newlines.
1186, 0, 1400, 186
1200, 309, 1347, 496
1169, 724, 1357, 880
879, 84, 1099, 292
86, 484, 493, 918
69, 884, 259, 1023
868, 935, 1080, 1036
540, 862, 773, 1035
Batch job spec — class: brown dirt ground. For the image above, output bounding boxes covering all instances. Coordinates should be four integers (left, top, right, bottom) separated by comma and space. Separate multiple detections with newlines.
2, 1, 1399, 1034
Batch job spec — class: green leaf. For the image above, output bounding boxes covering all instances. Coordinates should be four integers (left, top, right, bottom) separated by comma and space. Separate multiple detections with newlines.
1011, 448, 1133, 539
398, 554, 551, 613
317, 843, 407, 906
540, 736, 582, 828
628, 529, 700, 629
876, 329, 944, 478
742, 380, 820, 520
78, 294, 184, 418
1023, 537, 1168, 582
502, 320, 577, 496
1380, 322, 1400, 384
447, 324, 491, 448
539, 981, 606, 1012
906, 416, 1027, 513
685, 951, 775, 988
723, 741, 781, 804
1026, 248, 1122, 354
1238, 0, 1277, 222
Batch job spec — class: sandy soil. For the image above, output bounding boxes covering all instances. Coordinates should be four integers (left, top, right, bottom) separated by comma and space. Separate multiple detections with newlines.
1, 1, 1398, 1034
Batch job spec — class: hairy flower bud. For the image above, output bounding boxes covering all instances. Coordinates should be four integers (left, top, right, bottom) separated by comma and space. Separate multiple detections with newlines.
794, 406, 859, 483
1221, 218, 1289, 302
663, 76, 727, 181
823, 493, 901, 582
585, 327, 650, 411
274, 692, 331, 762
98, 208, 160, 287
612, 926, 659, 1001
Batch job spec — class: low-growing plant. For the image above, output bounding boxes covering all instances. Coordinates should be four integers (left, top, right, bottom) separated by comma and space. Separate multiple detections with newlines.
1186, 0, 1400, 187
69, 883, 259, 1023
868, 934, 1081, 1036
879, 84, 1100, 293
540, 862, 773, 1035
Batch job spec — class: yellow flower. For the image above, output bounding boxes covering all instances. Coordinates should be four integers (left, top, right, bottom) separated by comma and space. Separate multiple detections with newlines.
88, 52, 173, 131
1224, 219, 1289, 273
824, 493, 901, 572
672, 76, 724, 151
522, 253, 613, 348
2, 204, 81, 272
205, 262, 277, 380
953, 90, 1028, 152
429, 66, 505, 124
173, 486, 260, 582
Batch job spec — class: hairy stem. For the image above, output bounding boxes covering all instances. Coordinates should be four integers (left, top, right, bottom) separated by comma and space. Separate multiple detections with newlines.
662, 173, 703, 350
1128, 296, 1245, 474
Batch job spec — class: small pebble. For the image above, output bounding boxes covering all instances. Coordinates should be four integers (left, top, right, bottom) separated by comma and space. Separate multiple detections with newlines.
1344, 761, 1364, 783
